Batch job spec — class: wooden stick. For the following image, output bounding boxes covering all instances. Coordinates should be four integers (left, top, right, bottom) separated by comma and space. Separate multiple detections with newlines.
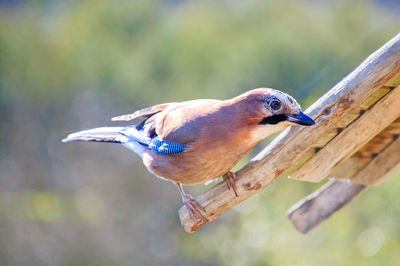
352, 136, 400, 185
331, 118, 400, 180
290, 86, 400, 182
287, 179, 366, 234
179, 33, 400, 233
287, 138, 400, 234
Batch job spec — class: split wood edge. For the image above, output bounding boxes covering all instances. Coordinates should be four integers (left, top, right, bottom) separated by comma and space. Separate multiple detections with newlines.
287, 137, 400, 233
287, 179, 366, 234
330, 117, 400, 182
287, 117, 400, 233
290, 86, 400, 182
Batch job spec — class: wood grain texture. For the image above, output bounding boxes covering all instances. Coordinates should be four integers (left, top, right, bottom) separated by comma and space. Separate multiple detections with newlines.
287, 179, 366, 234
386, 72, 400, 87
286, 119, 400, 234
290, 86, 400, 182
359, 86, 392, 109
287, 86, 393, 175
351, 136, 400, 185
288, 137, 400, 234
179, 33, 400, 233
331, 118, 400, 180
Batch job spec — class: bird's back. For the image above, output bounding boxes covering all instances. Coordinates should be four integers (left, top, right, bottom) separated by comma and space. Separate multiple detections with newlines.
141, 98, 262, 184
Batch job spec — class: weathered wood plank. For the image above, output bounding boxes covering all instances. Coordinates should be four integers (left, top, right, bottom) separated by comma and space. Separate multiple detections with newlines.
311, 128, 340, 147
335, 108, 362, 128
359, 86, 392, 109
287, 179, 366, 234
287, 137, 400, 233
287, 119, 400, 233
330, 156, 370, 179
281, 86, 393, 177
290, 86, 400, 182
179, 34, 400, 233
284, 147, 318, 175
385, 72, 400, 87
331, 118, 400, 179
351, 136, 400, 185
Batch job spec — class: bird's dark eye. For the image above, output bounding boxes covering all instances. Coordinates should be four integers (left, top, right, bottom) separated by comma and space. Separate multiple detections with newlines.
270, 100, 281, 110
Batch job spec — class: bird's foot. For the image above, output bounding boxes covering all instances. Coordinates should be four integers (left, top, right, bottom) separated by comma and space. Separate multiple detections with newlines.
223, 171, 238, 197
183, 194, 208, 223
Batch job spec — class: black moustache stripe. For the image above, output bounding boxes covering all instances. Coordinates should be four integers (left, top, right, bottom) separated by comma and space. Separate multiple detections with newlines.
259, 114, 287, 125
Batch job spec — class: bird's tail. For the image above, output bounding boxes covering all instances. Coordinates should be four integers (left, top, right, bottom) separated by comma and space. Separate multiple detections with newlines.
62, 127, 126, 143
62, 126, 151, 145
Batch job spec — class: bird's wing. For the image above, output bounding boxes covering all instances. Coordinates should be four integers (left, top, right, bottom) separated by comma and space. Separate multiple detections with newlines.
154, 99, 225, 145
111, 103, 173, 122
116, 99, 225, 154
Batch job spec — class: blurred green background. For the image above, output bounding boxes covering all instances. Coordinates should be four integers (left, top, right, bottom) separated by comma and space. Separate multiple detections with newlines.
1, 0, 400, 265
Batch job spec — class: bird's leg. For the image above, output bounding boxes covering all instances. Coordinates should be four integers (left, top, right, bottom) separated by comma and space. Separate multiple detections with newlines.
223, 171, 238, 197
176, 183, 208, 222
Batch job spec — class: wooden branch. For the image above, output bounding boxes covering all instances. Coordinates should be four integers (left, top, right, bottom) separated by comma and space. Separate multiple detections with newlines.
329, 157, 369, 180
287, 128, 400, 233
351, 135, 400, 185
179, 33, 400, 233
287, 139, 400, 234
330, 117, 400, 180
287, 179, 366, 234
286, 87, 395, 178
386, 72, 400, 87
290, 86, 400, 182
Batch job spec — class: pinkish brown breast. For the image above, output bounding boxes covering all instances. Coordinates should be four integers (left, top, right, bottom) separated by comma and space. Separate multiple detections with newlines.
142, 125, 261, 184
141, 93, 270, 184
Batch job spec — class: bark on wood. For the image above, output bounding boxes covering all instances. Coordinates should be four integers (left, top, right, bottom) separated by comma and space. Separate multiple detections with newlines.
351, 136, 400, 185
288, 138, 400, 234
290, 86, 400, 182
287, 87, 396, 178
287, 119, 400, 233
331, 118, 400, 180
179, 33, 400, 233
287, 179, 366, 234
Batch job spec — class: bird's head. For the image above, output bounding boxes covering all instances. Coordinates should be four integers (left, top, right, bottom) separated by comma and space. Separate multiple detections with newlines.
236, 88, 315, 128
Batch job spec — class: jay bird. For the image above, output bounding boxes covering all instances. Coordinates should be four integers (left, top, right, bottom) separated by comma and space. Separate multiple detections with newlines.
63, 88, 314, 221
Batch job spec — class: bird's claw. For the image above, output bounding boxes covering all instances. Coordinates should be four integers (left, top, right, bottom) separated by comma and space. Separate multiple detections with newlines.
223, 171, 238, 197
183, 195, 208, 222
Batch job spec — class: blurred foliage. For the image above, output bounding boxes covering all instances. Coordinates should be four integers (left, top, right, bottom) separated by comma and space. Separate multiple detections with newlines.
0, 0, 400, 265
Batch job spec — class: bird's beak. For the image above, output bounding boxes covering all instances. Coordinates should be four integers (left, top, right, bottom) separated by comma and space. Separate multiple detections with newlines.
287, 112, 315, 126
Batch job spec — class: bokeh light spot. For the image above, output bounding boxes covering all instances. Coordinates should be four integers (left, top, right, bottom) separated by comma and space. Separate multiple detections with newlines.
74, 191, 105, 224
357, 227, 385, 256
26, 191, 64, 222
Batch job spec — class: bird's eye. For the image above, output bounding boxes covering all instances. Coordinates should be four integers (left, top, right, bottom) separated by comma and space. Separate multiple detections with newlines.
270, 100, 281, 110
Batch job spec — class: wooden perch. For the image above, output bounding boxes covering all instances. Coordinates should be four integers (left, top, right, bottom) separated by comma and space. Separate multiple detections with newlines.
351, 136, 400, 186
288, 138, 400, 234
287, 179, 366, 234
290, 86, 400, 182
287, 120, 400, 233
330, 118, 400, 181
179, 33, 400, 233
